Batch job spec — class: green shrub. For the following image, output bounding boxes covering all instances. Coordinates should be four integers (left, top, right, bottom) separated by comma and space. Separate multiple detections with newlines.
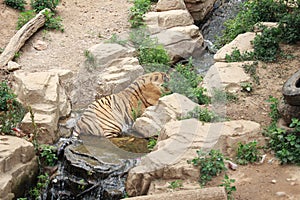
168, 180, 183, 189
39, 144, 58, 166
236, 141, 262, 165
219, 174, 236, 200
267, 124, 300, 164
43, 9, 64, 31
4, 0, 26, 11
188, 149, 227, 186
147, 138, 157, 151
253, 27, 281, 62
279, 10, 300, 44
216, 0, 289, 47
243, 62, 260, 85
129, 0, 151, 28
17, 10, 35, 30
166, 58, 210, 104
0, 81, 26, 134
182, 106, 222, 122
225, 49, 254, 63
31, 0, 59, 12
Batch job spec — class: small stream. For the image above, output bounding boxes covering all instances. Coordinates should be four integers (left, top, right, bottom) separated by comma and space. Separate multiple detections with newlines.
43, 1, 245, 199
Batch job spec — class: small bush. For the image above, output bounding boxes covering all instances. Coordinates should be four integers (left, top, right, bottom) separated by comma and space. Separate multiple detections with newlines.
43, 9, 64, 31
31, 0, 60, 12
147, 138, 157, 151
4, 0, 26, 11
236, 141, 262, 165
129, 0, 151, 28
188, 149, 227, 186
253, 27, 281, 62
17, 10, 35, 30
225, 49, 254, 63
279, 10, 300, 44
39, 144, 58, 166
182, 106, 222, 122
0, 81, 26, 134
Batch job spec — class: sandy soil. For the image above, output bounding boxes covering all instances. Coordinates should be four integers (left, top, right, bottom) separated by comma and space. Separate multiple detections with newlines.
1, 0, 300, 199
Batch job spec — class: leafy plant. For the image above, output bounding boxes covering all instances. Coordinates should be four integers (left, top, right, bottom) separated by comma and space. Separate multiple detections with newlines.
168, 180, 183, 189
278, 9, 300, 44
4, 0, 26, 11
166, 58, 210, 104
0, 81, 26, 135
267, 96, 280, 123
219, 174, 236, 200
188, 149, 227, 186
31, 0, 60, 12
147, 138, 157, 151
267, 123, 300, 164
106, 34, 127, 46
17, 10, 36, 30
253, 27, 281, 62
236, 141, 262, 165
216, 0, 288, 47
29, 173, 50, 200
39, 144, 58, 166
131, 100, 143, 121
182, 106, 222, 123
225, 49, 254, 63
43, 9, 64, 31
129, 0, 151, 28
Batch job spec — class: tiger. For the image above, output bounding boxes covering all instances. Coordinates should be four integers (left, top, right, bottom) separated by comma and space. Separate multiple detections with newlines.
73, 72, 169, 138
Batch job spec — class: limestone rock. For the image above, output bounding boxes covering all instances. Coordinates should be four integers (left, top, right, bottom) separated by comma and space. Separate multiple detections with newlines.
145, 10, 194, 29
126, 187, 227, 200
6, 61, 21, 71
133, 93, 198, 138
184, 0, 217, 22
0, 135, 38, 200
33, 39, 48, 51
126, 119, 261, 196
214, 32, 257, 62
71, 42, 142, 109
96, 57, 144, 96
152, 29, 203, 62
13, 70, 71, 143
156, 0, 187, 12
202, 61, 252, 96
87, 43, 136, 69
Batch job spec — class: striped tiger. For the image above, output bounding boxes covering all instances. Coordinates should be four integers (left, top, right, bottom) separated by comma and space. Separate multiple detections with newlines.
73, 72, 169, 138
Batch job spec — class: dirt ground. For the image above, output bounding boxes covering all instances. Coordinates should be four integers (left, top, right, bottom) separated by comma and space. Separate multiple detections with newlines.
0, 0, 300, 199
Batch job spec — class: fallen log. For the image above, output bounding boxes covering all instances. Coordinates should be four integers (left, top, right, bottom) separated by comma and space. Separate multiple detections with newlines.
126, 187, 227, 200
0, 8, 49, 68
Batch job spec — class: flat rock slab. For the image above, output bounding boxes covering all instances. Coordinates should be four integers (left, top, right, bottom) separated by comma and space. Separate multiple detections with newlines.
126, 187, 227, 200
203, 61, 252, 95
126, 119, 261, 196
0, 135, 38, 200
214, 32, 256, 62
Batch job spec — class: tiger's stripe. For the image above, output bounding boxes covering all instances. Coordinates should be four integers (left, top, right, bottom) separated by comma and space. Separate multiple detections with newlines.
73, 72, 169, 138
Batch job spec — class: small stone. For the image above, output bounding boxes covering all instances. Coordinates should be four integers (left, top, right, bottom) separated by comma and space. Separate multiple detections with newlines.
33, 40, 48, 51
286, 177, 297, 182
271, 179, 277, 184
290, 182, 296, 186
7, 61, 21, 71
276, 192, 286, 197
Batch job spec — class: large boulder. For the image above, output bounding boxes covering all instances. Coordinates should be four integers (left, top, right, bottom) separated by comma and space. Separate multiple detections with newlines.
13, 70, 72, 144
184, 0, 218, 22
214, 32, 256, 62
126, 119, 261, 196
133, 93, 198, 137
144, 4, 204, 63
156, 0, 187, 11
71, 42, 144, 109
0, 135, 38, 200
202, 61, 252, 96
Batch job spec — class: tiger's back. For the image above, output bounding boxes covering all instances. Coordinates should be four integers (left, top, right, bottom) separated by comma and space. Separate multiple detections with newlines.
73, 72, 169, 138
